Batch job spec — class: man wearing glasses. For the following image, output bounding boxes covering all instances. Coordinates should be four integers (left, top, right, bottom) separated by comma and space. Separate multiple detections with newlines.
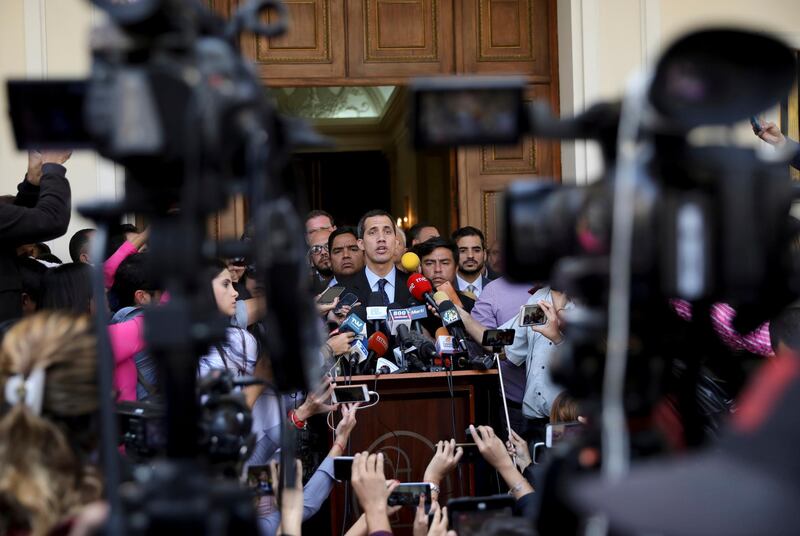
308, 229, 334, 294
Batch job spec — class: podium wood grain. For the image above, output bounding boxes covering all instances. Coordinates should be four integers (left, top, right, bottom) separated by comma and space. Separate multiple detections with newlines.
329, 370, 501, 535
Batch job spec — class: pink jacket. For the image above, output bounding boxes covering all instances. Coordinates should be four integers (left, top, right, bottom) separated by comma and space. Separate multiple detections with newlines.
105, 241, 144, 401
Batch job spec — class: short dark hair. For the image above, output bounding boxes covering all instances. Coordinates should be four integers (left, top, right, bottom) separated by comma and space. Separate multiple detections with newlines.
357, 210, 395, 239
412, 237, 457, 263
769, 307, 800, 352
111, 253, 158, 309
408, 222, 438, 244
305, 209, 335, 227
451, 225, 486, 249
106, 223, 139, 261
40, 263, 93, 314
328, 226, 359, 252
68, 228, 95, 263
17, 256, 48, 306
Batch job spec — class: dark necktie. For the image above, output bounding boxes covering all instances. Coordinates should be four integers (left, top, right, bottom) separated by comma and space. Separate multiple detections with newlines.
377, 278, 390, 305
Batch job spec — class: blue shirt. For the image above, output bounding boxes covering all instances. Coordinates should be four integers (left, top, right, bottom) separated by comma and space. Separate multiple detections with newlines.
365, 265, 396, 303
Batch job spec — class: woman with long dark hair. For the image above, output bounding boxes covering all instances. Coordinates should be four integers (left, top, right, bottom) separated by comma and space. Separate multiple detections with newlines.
198, 259, 260, 381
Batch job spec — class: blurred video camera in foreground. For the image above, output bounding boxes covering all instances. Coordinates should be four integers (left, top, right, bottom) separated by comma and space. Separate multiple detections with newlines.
7, 0, 321, 395
410, 29, 799, 420
8, 1, 324, 533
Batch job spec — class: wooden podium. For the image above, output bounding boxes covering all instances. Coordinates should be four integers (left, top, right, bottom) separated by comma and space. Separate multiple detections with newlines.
329, 369, 502, 535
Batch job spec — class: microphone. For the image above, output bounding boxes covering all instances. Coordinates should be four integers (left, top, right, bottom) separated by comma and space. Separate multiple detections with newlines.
407, 330, 438, 364
386, 304, 413, 340
432, 327, 454, 370
408, 273, 439, 312
401, 251, 421, 272
436, 300, 469, 352
386, 304, 414, 368
348, 338, 368, 371
432, 290, 449, 305
407, 299, 428, 334
340, 312, 367, 337
436, 281, 464, 308
361, 331, 389, 373
366, 291, 387, 333
375, 357, 400, 374
338, 313, 367, 374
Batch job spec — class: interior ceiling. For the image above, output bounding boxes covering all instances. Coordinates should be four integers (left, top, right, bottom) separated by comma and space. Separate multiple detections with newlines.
269, 86, 398, 123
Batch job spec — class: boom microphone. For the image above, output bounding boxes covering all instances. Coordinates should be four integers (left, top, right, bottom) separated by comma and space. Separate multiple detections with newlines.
408, 273, 439, 312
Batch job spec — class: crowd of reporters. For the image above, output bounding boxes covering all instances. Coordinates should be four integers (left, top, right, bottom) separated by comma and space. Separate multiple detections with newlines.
2, 117, 800, 536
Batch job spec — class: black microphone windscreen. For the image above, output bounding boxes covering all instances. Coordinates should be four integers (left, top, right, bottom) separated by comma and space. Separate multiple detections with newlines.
367, 291, 384, 307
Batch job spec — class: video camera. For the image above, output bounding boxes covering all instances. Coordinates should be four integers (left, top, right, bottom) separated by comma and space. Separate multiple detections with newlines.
410, 31, 800, 529
411, 27, 799, 426
7, 1, 325, 533
118, 369, 255, 469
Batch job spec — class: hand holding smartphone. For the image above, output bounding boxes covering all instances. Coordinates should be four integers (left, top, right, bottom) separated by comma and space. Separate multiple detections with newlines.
331, 384, 370, 404
317, 285, 345, 305
388, 482, 432, 512
519, 304, 547, 326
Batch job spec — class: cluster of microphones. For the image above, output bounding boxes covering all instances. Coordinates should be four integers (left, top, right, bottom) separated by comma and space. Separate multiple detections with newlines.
333, 253, 494, 376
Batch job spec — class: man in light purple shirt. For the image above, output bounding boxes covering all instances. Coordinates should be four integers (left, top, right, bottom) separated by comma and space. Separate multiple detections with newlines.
471, 277, 534, 434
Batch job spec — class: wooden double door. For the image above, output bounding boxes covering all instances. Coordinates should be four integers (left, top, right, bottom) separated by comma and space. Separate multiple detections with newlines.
208, 0, 560, 244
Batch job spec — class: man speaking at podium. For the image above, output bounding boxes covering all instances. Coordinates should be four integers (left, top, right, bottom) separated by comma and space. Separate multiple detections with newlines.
338, 210, 412, 332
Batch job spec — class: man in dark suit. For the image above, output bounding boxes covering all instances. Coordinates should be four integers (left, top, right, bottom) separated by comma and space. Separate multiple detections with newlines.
452, 226, 492, 299
0, 150, 72, 323
338, 210, 412, 328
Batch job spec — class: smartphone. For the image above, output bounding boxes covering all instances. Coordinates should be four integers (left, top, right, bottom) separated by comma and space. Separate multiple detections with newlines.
317, 285, 345, 305
750, 115, 762, 133
454, 442, 480, 464
519, 304, 546, 327
545, 421, 583, 448
446, 495, 515, 535
333, 456, 354, 481
331, 384, 370, 404
333, 292, 359, 314
481, 328, 515, 347
388, 482, 432, 511
246, 464, 274, 496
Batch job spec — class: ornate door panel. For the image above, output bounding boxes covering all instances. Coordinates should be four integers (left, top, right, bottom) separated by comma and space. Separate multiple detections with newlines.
457, 0, 553, 81
347, 0, 455, 78
240, 0, 347, 82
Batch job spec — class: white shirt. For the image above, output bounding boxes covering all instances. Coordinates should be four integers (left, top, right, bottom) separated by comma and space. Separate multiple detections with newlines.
327, 276, 338, 288
501, 288, 574, 418
457, 273, 484, 297
365, 265, 396, 303
198, 327, 259, 378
